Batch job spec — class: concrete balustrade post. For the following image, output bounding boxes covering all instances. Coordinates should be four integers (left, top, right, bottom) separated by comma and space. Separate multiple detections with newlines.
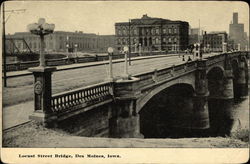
109, 77, 144, 138
192, 59, 210, 129
28, 66, 57, 127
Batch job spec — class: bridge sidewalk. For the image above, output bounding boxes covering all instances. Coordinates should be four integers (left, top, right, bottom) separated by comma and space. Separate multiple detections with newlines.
5, 54, 176, 78
2, 101, 33, 130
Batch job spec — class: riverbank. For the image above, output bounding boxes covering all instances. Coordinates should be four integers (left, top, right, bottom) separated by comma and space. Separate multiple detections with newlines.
3, 121, 248, 148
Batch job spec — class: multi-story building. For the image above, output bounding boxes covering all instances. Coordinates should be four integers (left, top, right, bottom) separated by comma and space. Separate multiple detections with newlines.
115, 14, 189, 52
229, 12, 248, 50
5, 31, 115, 53
189, 28, 199, 46
203, 31, 228, 52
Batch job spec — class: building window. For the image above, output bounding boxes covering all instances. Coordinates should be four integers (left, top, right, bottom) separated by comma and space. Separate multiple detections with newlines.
168, 37, 172, 43
163, 37, 166, 42
155, 38, 159, 44
168, 28, 172, 34
151, 29, 154, 35
123, 29, 126, 35
156, 28, 159, 34
174, 28, 177, 34
174, 37, 177, 43
123, 38, 126, 44
163, 28, 166, 34
134, 29, 137, 35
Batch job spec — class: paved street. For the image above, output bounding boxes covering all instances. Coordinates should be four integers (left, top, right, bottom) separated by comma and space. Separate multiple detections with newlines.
3, 53, 219, 129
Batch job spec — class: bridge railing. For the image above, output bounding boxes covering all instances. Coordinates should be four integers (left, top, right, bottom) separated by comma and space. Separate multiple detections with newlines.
51, 81, 113, 113
5, 51, 169, 72
134, 61, 197, 90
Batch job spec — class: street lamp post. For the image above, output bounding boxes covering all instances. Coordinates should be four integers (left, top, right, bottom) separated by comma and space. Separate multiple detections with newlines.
74, 43, 78, 63
27, 18, 57, 126
238, 43, 241, 51
107, 47, 114, 81
139, 43, 142, 56
123, 46, 129, 79
223, 42, 227, 53
193, 43, 196, 59
66, 44, 69, 53
27, 18, 55, 67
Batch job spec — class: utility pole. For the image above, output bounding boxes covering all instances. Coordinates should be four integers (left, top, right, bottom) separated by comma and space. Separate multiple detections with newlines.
128, 19, 131, 65
2, 4, 26, 87
2, 2, 7, 87
198, 19, 200, 44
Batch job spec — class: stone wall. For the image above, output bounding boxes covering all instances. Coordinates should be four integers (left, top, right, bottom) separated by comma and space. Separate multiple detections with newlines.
57, 104, 111, 137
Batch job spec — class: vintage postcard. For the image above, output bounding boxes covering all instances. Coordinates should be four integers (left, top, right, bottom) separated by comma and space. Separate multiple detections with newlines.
1, 0, 249, 163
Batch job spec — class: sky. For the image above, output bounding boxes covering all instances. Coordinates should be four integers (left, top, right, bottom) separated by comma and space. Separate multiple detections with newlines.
3, 1, 249, 36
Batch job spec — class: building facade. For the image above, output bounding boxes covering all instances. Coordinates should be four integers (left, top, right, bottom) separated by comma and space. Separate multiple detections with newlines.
203, 31, 228, 52
115, 14, 189, 52
189, 28, 203, 46
5, 31, 115, 54
229, 12, 248, 50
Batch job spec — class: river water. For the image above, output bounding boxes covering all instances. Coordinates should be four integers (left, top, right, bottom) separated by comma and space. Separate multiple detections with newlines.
231, 96, 249, 131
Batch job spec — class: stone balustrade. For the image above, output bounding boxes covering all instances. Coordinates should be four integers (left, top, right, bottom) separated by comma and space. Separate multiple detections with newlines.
51, 81, 113, 114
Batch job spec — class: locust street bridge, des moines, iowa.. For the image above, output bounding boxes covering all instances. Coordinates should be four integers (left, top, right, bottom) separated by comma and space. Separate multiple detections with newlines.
28, 51, 249, 138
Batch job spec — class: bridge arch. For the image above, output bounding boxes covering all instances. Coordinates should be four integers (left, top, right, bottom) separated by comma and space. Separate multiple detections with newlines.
138, 83, 195, 138
207, 66, 225, 98
206, 65, 225, 75
136, 77, 195, 113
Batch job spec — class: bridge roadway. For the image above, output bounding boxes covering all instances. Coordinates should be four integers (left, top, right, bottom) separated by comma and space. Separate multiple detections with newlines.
3, 53, 220, 129
4, 53, 220, 107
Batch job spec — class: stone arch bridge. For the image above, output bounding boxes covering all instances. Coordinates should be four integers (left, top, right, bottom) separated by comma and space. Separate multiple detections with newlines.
29, 51, 249, 138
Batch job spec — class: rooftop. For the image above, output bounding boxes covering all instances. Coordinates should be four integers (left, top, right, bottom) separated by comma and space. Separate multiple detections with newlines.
115, 14, 188, 26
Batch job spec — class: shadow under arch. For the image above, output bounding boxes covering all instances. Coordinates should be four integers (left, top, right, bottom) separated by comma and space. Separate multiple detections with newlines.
231, 59, 240, 99
207, 65, 235, 136
138, 83, 195, 138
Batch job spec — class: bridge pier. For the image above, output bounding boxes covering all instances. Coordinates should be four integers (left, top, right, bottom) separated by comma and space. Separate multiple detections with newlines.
109, 77, 144, 138
208, 69, 235, 136
109, 100, 142, 138
235, 55, 248, 98
192, 59, 210, 129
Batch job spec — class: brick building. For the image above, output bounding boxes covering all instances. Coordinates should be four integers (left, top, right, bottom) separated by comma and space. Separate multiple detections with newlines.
203, 31, 228, 52
115, 14, 189, 52
5, 31, 115, 53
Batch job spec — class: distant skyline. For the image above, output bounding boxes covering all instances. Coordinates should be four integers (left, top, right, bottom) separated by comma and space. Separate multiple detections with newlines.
3, 1, 249, 36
